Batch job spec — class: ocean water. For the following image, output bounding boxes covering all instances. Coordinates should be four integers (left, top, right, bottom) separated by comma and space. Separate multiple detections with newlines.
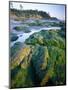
10, 19, 61, 47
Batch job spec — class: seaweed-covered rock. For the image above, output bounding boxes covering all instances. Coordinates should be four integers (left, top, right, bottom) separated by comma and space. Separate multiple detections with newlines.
10, 42, 23, 57
11, 45, 34, 88
11, 30, 66, 88
25, 30, 65, 49
14, 26, 31, 33
10, 33, 18, 41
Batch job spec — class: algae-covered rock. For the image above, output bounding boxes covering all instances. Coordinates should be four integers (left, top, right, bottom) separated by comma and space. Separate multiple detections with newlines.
10, 33, 18, 41
10, 42, 23, 57
25, 30, 65, 49
11, 30, 66, 88
14, 26, 31, 33
11, 45, 34, 88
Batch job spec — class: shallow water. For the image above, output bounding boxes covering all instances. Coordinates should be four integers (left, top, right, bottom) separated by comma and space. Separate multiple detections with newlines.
10, 19, 61, 47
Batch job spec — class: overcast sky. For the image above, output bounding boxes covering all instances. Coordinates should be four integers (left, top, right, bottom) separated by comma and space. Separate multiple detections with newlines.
10, 2, 66, 20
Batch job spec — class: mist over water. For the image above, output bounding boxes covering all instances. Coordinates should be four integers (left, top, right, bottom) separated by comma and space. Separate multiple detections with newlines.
10, 19, 61, 47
